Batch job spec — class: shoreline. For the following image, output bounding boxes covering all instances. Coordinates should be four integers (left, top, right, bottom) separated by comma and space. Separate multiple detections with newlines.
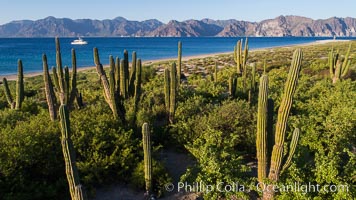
0, 39, 351, 81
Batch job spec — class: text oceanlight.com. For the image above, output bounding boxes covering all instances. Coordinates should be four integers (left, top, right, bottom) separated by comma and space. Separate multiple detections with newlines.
164, 182, 349, 194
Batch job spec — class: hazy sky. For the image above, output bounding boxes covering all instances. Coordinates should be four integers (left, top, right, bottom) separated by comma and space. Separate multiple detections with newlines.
1, 0, 355, 25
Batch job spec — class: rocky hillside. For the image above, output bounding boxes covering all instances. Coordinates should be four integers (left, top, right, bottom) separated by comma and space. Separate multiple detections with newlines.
0, 15, 355, 37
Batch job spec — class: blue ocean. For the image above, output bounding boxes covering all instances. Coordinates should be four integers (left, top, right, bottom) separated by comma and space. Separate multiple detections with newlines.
0, 37, 352, 75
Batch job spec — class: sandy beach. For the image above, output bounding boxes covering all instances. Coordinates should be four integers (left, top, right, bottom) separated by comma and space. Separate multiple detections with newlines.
0, 39, 351, 81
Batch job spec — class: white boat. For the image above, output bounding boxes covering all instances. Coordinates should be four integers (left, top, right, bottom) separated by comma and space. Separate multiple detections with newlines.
71, 37, 88, 45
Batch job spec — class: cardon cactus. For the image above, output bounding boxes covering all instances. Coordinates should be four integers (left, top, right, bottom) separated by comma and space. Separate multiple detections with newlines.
134, 59, 142, 112
228, 73, 238, 98
251, 63, 256, 92
59, 104, 86, 200
329, 43, 352, 83
120, 59, 127, 99
142, 122, 152, 195
51, 38, 78, 108
2, 59, 24, 110
93, 48, 124, 122
255, 49, 303, 200
3, 77, 15, 109
69, 49, 79, 108
93, 48, 142, 124
163, 63, 177, 123
169, 63, 177, 123
43, 54, 57, 121
15, 59, 24, 110
129, 51, 137, 96
234, 38, 249, 74
177, 41, 182, 87
164, 68, 170, 112
256, 74, 268, 185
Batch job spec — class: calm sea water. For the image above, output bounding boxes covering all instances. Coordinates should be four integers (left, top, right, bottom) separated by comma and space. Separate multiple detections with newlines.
0, 37, 352, 75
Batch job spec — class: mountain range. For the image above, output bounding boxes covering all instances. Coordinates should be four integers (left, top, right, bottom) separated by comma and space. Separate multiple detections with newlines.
0, 15, 355, 37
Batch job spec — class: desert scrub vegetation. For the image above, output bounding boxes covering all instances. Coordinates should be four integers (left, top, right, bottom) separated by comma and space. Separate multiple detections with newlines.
0, 39, 355, 200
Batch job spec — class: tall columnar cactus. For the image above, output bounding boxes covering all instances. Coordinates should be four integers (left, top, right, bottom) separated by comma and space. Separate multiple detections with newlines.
43, 54, 57, 121
3, 78, 15, 109
142, 122, 152, 195
120, 59, 127, 99
51, 38, 78, 108
169, 63, 177, 123
329, 43, 352, 83
164, 68, 170, 112
242, 63, 248, 93
129, 51, 137, 96
69, 49, 79, 107
177, 41, 182, 87
259, 49, 303, 200
228, 73, 238, 98
134, 59, 142, 112
251, 63, 256, 92
256, 75, 268, 185
59, 105, 86, 200
94, 48, 123, 121
281, 128, 300, 173
234, 38, 249, 74
55, 37, 66, 105
115, 57, 120, 94
234, 40, 242, 74
15, 60, 24, 110
93, 48, 142, 123
2, 60, 24, 110
124, 50, 129, 94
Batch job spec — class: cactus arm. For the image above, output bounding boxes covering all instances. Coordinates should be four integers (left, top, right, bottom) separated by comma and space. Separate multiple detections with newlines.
281, 128, 300, 174
15, 59, 24, 110
123, 50, 129, 95
43, 54, 57, 121
142, 123, 152, 195
93, 47, 113, 111
59, 105, 86, 200
256, 75, 268, 185
109, 70, 119, 119
333, 60, 342, 83
55, 37, 65, 104
228, 75, 233, 96
251, 63, 256, 92
129, 51, 137, 96
164, 68, 170, 112
64, 66, 70, 105
169, 63, 177, 123
341, 43, 352, 77
329, 48, 335, 79
134, 59, 142, 111
109, 55, 115, 73
177, 41, 182, 87
236, 40, 242, 73
69, 49, 78, 107
3, 78, 15, 109
268, 49, 303, 181
52, 66, 60, 91
341, 60, 351, 78
243, 37, 249, 71
120, 59, 127, 99
115, 57, 120, 94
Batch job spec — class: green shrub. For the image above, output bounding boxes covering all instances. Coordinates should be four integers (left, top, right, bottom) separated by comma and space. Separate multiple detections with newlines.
0, 111, 67, 200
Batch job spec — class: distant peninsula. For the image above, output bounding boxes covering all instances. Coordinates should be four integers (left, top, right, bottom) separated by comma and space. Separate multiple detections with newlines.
0, 15, 355, 37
